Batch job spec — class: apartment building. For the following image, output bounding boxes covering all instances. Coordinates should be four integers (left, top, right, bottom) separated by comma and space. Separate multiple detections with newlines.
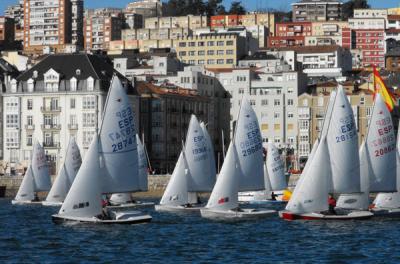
268, 22, 312, 48
210, 13, 275, 36
386, 47, 400, 71
84, 9, 123, 51
0, 17, 15, 47
5, 0, 24, 42
124, 12, 143, 29
3, 54, 136, 174
23, 0, 73, 54
175, 33, 250, 68
305, 21, 349, 47
292, 0, 342, 22
145, 15, 208, 29
125, 0, 162, 21
298, 89, 376, 165
71, 0, 84, 47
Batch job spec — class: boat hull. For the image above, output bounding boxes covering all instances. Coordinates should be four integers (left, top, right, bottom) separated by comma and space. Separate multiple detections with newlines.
52, 211, 152, 225
106, 202, 155, 211
200, 208, 276, 221
371, 208, 400, 217
42, 201, 63, 206
279, 210, 373, 221
155, 204, 203, 213
11, 200, 43, 205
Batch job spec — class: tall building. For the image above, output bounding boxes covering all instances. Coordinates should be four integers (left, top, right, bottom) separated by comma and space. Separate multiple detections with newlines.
268, 22, 312, 48
0, 17, 15, 47
23, 0, 75, 54
5, 0, 24, 42
71, 0, 84, 47
292, 0, 342, 22
125, 0, 162, 22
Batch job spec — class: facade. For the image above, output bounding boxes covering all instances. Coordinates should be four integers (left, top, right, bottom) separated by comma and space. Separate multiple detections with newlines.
145, 15, 208, 30
124, 12, 143, 29
23, 0, 72, 54
174, 33, 249, 68
3, 54, 135, 174
305, 21, 349, 47
84, 10, 123, 51
386, 47, 400, 71
292, 0, 342, 22
0, 17, 15, 47
277, 45, 352, 78
125, 0, 162, 21
297, 89, 375, 165
71, 0, 84, 47
268, 22, 312, 48
5, 0, 24, 42
210, 13, 275, 36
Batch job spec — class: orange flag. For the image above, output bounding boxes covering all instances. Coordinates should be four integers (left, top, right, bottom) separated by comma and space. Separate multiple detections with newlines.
373, 66, 395, 112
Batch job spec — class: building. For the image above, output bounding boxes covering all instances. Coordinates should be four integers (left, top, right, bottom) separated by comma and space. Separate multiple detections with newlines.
145, 15, 208, 30
3, 54, 135, 174
84, 9, 124, 51
135, 81, 211, 173
0, 17, 15, 48
291, 0, 342, 22
385, 47, 400, 71
5, 0, 24, 42
276, 45, 352, 78
210, 13, 275, 36
305, 21, 349, 47
23, 0, 74, 54
125, 0, 162, 22
297, 89, 376, 165
124, 12, 144, 29
175, 33, 251, 68
268, 22, 312, 48
71, 0, 84, 47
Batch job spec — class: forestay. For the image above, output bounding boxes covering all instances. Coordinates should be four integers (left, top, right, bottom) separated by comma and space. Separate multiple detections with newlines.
206, 143, 240, 211
234, 99, 264, 191
59, 136, 102, 218
326, 86, 360, 194
99, 77, 140, 193
286, 137, 330, 214
266, 143, 286, 191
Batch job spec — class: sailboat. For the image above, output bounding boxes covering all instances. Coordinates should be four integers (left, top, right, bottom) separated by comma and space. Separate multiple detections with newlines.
12, 141, 52, 205
200, 99, 276, 220
155, 115, 216, 212
52, 76, 152, 224
42, 137, 82, 206
107, 134, 154, 209
238, 142, 287, 204
337, 94, 397, 214
279, 86, 373, 220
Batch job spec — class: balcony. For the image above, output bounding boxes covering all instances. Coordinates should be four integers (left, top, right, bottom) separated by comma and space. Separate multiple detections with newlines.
41, 106, 61, 113
43, 142, 60, 148
25, 125, 35, 130
41, 124, 61, 130
68, 124, 78, 130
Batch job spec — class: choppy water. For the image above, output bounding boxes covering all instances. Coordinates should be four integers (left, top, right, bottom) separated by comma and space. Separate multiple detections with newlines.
1, 198, 400, 263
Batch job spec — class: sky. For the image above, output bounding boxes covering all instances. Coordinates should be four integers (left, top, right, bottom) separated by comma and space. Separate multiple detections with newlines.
0, 0, 400, 15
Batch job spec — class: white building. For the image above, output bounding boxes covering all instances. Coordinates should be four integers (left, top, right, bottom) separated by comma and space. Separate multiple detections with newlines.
3, 54, 136, 174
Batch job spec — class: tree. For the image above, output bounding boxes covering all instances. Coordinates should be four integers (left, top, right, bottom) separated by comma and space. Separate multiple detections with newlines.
228, 1, 246, 15
341, 0, 370, 20
205, 0, 225, 16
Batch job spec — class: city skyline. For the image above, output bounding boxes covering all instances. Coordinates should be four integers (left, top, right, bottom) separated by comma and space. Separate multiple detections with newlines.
1, 0, 400, 15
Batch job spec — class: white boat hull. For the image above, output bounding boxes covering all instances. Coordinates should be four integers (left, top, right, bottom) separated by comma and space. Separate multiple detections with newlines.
371, 207, 400, 217
11, 200, 43, 205
52, 210, 152, 225
42, 201, 63, 206
106, 202, 155, 211
279, 210, 373, 221
200, 208, 276, 220
155, 204, 203, 213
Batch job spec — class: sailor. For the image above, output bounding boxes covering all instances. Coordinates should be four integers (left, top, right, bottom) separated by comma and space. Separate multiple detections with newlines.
270, 192, 278, 201
328, 195, 337, 215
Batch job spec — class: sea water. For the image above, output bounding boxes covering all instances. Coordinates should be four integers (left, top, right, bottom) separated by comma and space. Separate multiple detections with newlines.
1, 198, 400, 263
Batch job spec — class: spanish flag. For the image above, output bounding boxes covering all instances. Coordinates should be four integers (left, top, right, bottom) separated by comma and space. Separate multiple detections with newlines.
373, 66, 395, 112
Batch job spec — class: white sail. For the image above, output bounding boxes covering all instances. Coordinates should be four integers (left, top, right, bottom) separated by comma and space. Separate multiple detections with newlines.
99, 77, 139, 193
363, 93, 396, 192
45, 137, 82, 203
185, 115, 215, 192
110, 193, 132, 204
326, 86, 360, 194
266, 143, 286, 191
31, 141, 51, 191
14, 166, 35, 202
159, 152, 190, 206
263, 162, 272, 192
200, 122, 217, 188
206, 143, 239, 211
286, 137, 330, 214
234, 99, 264, 191
58, 136, 102, 218
137, 134, 148, 191
320, 90, 337, 139
373, 122, 400, 208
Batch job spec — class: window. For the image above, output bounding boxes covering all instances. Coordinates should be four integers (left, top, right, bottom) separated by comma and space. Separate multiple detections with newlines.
226, 59, 234, 64
87, 77, 94, 91
27, 134, 33, 146
70, 77, 77, 91
261, 99, 268, 106
198, 60, 205, 65
27, 115, 33, 126
217, 59, 224, 64
207, 41, 214, 46
70, 98, 75, 109
288, 112, 294, 118
83, 113, 96, 127
317, 97, 324, 107
70, 115, 77, 125
198, 50, 205, 56
10, 79, 17, 93
226, 40, 234, 45
207, 50, 214, 55
189, 51, 195, 56
83, 131, 96, 146
179, 51, 186, 56
6, 114, 18, 128
207, 59, 215, 65
179, 42, 186, 47
250, 100, 256, 106
226, 50, 234, 55
217, 50, 224, 55
82, 96, 96, 109
27, 78, 34, 92
360, 97, 365, 105
274, 112, 280, 118
27, 99, 33, 110
198, 41, 205, 46
239, 88, 244, 94
274, 99, 280, 106
288, 99, 294, 106
189, 42, 196, 47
